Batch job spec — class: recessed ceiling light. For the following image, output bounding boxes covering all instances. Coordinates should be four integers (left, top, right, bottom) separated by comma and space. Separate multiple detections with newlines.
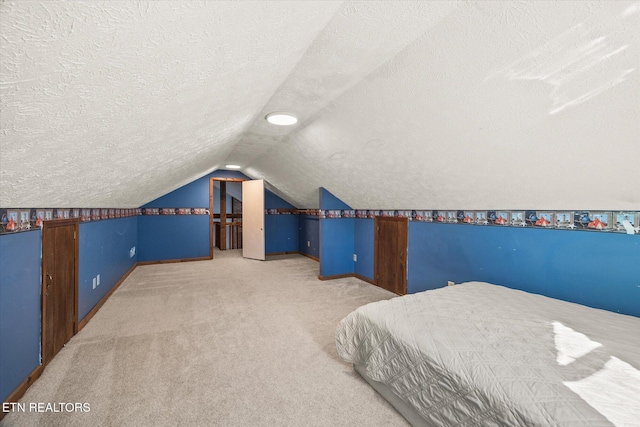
225, 164, 241, 169
265, 112, 297, 126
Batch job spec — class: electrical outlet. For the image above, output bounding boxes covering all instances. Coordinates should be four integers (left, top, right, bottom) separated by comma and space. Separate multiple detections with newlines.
448, 281, 455, 287
353, 254, 357, 262
130, 246, 136, 257
307, 241, 310, 247
92, 278, 96, 289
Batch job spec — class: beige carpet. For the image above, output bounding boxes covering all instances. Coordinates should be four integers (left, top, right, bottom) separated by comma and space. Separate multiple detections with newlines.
2, 250, 408, 426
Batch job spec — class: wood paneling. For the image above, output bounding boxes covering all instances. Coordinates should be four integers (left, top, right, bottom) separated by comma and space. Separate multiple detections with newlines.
232, 197, 242, 214
42, 218, 79, 365
213, 213, 242, 219
374, 217, 407, 295
229, 221, 243, 249
215, 221, 243, 250
220, 181, 227, 250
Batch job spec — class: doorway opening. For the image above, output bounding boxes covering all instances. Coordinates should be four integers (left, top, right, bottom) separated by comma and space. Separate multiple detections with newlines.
209, 177, 246, 258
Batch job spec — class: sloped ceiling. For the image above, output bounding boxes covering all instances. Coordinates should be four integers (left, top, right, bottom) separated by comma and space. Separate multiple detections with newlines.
1, 1, 638, 210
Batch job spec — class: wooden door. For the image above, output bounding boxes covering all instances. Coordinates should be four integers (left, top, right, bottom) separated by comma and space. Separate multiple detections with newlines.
242, 179, 265, 260
42, 219, 79, 365
374, 217, 408, 295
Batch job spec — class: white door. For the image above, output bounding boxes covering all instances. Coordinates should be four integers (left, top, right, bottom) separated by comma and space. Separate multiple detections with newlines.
242, 180, 265, 260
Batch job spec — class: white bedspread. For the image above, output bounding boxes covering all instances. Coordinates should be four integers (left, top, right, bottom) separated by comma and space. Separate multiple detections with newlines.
336, 282, 640, 426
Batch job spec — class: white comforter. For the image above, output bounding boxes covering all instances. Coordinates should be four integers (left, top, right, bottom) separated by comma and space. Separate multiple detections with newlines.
336, 282, 640, 426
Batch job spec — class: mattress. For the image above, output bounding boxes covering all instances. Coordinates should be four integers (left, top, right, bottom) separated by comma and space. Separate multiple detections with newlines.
336, 282, 640, 426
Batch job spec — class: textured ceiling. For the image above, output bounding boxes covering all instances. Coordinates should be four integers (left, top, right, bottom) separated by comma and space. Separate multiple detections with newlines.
1, 1, 639, 209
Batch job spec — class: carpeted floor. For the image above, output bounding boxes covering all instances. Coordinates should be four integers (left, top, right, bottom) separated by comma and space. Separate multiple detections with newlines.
2, 250, 408, 426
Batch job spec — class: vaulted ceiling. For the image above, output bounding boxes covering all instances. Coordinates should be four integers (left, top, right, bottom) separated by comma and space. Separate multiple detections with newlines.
1, 1, 638, 210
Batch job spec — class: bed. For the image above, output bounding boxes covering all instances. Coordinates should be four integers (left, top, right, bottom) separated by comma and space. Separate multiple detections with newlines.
335, 282, 640, 426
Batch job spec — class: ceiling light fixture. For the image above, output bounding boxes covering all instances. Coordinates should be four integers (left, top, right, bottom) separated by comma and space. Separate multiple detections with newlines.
265, 112, 297, 126
225, 164, 241, 169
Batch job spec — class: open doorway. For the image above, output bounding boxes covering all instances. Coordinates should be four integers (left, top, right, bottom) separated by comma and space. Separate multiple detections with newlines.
209, 177, 245, 258
209, 177, 267, 261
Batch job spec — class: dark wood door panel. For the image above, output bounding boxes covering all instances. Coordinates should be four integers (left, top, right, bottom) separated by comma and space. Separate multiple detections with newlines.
396, 220, 408, 295
378, 219, 396, 289
42, 219, 78, 365
54, 225, 75, 353
375, 217, 408, 295
42, 232, 56, 363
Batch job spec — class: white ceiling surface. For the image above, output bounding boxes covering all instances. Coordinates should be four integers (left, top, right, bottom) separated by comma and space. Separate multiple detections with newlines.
1, 1, 639, 210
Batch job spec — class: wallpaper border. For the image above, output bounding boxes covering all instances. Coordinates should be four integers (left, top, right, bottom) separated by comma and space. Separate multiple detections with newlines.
0, 207, 210, 236
2, 207, 638, 236
267, 209, 640, 234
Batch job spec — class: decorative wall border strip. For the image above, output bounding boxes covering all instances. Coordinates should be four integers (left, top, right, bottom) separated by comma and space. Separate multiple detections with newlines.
0, 207, 210, 235
140, 208, 209, 216
264, 209, 640, 234
3, 207, 637, 235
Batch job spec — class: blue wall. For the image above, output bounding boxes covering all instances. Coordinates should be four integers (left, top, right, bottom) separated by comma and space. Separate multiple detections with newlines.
407, 222, 640, 316
139, 171, 300, 261
319, 187, 352, 210
316, 187, 639, 317
0, 217, 139, 402
138, 170, 249, 262
298, 215, 320, 259
265, 191, 295, 210
319, 218, 355, 277
145, 170, 249, 207
264, 190, 298, 254
0, 231, 41, 403
319, 187, 355, 277
79, 217, 138, 319
137, 215, 210, 262
354, 218, 374, 280
145, 173, 240, 213
265, 215, 298, 254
